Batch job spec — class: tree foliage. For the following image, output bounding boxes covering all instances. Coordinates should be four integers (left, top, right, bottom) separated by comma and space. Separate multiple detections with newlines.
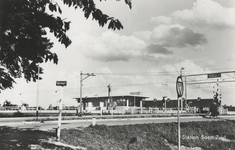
0, 0, 131, 91
3, 100, 13, 106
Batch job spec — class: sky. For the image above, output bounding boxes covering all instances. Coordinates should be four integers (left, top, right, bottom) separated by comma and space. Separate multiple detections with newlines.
1, 0, 235, 108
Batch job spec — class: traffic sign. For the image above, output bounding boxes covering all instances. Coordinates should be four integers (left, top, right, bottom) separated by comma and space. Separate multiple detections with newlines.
56, 81, 67, 86
208, 73, 221, 78
130, 91, 141, 95
176, 76, 184, 98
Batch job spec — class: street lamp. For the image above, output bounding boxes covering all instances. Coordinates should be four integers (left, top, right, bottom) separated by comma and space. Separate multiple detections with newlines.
79, 72, 95, 114
180, 67, 184, 111
36, 65, 40, 120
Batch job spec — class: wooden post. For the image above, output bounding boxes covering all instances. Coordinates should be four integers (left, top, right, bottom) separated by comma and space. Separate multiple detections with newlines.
57, 86, 63, 141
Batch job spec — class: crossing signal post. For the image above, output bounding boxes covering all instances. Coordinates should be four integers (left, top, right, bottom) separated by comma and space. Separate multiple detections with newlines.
214, 79, 222, 114
176, 75, 184, 150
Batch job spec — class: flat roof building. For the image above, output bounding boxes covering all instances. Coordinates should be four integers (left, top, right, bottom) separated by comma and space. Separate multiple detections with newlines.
75, 95, 148, 111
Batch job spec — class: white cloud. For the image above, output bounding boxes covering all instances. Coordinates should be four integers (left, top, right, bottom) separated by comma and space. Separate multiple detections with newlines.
147, 60, 214, 99
172, 0, 235, 29
73, 31, 177, 62
133, 31, 151, 43
150, 24, 207, 47
73, 31, 147, 62
150, 16, 172, 25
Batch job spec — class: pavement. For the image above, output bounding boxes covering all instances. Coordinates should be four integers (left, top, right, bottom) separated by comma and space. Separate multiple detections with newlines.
0, 114, 234, 131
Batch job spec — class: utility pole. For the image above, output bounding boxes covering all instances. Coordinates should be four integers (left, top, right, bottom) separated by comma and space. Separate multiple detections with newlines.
180, 67, 184, 111
108, 84, 113, 115
185, 76, 187, 111
80, 72, 95, 114
36, 65, 40, 121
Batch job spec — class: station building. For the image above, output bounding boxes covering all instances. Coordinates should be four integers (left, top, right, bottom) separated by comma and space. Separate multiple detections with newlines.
75, 94, 148, 112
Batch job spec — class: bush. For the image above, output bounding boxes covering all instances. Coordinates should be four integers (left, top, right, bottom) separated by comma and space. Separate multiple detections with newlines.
12, 111, 24, 117
60, 120, 235, 150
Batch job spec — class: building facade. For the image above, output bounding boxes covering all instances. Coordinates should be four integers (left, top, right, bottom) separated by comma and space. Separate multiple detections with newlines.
75, 95, 148, 112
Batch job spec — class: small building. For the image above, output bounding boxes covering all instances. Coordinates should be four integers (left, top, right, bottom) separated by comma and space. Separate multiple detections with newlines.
143, 98, 214, 112
75, 95, 148, 111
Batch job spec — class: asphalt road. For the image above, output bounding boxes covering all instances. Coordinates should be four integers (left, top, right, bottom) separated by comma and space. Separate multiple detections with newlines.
0, 115, 234, 131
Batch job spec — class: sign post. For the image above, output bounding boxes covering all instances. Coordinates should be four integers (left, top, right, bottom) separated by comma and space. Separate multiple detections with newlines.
56, 81, 67, 141
208, 73, 221, 78
176, 76, 184, 150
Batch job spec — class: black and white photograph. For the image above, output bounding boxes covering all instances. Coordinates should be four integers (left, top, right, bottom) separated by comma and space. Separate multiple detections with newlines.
0, 0, 235, 149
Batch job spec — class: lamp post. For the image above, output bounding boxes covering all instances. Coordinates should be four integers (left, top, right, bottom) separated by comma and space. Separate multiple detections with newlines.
80, 72, 95, 114
162, 83, 168, 112
36, 65, 40, 120
180, 67, 184, 111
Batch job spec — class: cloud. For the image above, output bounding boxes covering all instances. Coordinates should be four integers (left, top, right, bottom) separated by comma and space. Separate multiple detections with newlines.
133, 31, 151, 43
172, 0, 235, 29
147, 60, 214, 99
150, 25, 207, 47
73, 31, 147, 62
150, 16, 172, 25
147, 44, 172, 55
72, 24, 207, 62
162, 59, 208, 74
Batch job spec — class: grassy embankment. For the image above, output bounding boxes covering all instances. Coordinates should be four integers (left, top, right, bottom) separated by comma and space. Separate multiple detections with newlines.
60, 120, 235, 150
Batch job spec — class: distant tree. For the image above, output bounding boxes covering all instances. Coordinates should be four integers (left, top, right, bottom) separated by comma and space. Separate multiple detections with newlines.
21, 102, 29, 107
3, 100, 13, 106
210, 102, 219, 117
0, 0, 132, 91
210, 92, 220, 117
48, 104, 53, 110
213, 92, 221, 106
53, 106, 59, 110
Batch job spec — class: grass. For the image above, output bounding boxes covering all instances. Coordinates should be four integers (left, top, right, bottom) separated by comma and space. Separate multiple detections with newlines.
1, 119, 235, 149
0, 126, 78, 150
60, 120, 235, 150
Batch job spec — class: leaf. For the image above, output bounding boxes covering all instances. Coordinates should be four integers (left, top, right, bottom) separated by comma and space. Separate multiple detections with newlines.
108, 20, 114, 30
49, 3, 54, 12
58, 6, 62, 14
64, 22, 70, 31
115, 19, 123, 30
125, 0, 132, 9
53, 54, 58, 64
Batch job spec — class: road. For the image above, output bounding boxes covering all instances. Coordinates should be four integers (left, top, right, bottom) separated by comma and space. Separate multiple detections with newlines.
0, 115, 234, 131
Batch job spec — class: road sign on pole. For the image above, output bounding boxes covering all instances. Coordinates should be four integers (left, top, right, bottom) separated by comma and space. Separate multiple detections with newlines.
208, 73, 221, 78
176, 75, 184, 150
176, 76, 184, 98
56, 81, 66, 141
56, 81, 67, 87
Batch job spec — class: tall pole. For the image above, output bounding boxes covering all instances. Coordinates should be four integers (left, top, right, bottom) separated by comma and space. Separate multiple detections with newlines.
80, 72, 95, 115
80, 71, 83, 114
36, 65, 39, 120
177, 69, 184, 150
185, 76, 187, 111
178, 97, 181, 150
164, 99, 166, 111
57, 86, 63, 141
180, 67, 184, 111
108, 84, 111, 101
